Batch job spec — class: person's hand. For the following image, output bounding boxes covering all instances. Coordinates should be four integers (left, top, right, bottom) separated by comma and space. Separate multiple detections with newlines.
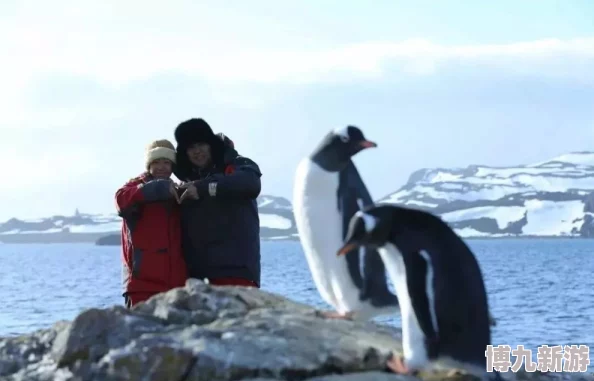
169, 181, 180, 203
179, 182, 199, 203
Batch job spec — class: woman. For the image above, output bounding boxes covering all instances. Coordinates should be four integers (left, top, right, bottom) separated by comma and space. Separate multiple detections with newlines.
115, 139, 188, 307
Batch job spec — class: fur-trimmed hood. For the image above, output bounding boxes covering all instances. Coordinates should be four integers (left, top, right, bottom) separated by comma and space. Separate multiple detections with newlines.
173, 118, 238, 180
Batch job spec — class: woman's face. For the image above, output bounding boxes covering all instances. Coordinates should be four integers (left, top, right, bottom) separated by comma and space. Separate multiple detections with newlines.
187, 142, 212, 168
148, 159, 173, 179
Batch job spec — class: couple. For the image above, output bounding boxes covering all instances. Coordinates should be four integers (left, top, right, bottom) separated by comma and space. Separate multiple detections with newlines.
115, 118, 262, 308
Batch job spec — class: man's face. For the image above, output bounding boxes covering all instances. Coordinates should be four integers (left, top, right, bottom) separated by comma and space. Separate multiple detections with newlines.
187, 142, 212, 168
148, 159, 173, 179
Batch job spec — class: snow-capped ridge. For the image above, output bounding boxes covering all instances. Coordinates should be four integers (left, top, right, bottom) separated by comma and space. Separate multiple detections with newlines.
381, 151, 594, 238
0, 195, 298, 243
529, 151, 594, 168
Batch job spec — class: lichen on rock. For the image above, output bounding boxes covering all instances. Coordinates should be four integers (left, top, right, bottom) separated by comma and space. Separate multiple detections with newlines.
0, 279, 591, 381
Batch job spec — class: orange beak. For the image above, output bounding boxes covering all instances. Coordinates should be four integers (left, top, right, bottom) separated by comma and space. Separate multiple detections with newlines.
359, 140, 377, 148
337, 243, 358, 256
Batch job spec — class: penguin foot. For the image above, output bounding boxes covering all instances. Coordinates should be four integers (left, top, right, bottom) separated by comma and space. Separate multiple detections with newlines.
386, 354, 417, 376
316, 310, 354, 320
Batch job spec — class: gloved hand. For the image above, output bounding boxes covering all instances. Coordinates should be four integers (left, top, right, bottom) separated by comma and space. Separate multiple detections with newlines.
178, 180, 210, 203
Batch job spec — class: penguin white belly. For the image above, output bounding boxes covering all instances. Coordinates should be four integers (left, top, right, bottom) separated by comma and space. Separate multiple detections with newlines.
378, 243, 430, 369
293, 159, 362, 313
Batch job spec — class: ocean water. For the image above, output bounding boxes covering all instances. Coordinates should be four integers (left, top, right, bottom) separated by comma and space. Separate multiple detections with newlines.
0, 239, 592, 371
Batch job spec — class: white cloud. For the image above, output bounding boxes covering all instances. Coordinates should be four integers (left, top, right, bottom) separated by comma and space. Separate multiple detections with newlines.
3, 24, 594, 88
2, 35, 593, 130
2, 1, 594, 87
1, 2, 594, 131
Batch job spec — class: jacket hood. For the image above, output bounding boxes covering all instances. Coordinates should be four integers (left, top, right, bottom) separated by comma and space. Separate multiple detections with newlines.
173, 118, 238, 180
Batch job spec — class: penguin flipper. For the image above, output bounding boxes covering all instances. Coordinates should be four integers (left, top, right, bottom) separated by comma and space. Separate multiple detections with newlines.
337, 162, 365, 290
361, 246, 399, 308
402, 249, 440, 342
338, 160, 398, 308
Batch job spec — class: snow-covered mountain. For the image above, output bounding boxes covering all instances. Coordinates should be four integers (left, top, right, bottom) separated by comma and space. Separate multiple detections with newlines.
0, 195, 297, 244
5, 151, 594, 243
380, 151, 594, 238
256, 195, 298, 241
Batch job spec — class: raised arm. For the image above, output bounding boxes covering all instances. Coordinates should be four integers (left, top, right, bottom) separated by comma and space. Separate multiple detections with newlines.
195, 156, 262, 200
115, 175, 176, 217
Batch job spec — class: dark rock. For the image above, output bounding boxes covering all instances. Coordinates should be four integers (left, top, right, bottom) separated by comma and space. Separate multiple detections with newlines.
95, 234, 120, 246
1, 279, 591, 381
579, 192, 594, 237
0, 321, 68, 378
306, 372, 416, 380
50, 306, 165, 367
579, 214, 594, 237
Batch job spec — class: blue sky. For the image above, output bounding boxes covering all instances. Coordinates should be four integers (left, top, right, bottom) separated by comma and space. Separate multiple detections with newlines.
1, 0, 594, 220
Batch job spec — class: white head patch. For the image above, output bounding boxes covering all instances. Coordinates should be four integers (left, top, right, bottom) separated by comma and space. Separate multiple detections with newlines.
355, 210, 377, 233
333, 126, 350, 142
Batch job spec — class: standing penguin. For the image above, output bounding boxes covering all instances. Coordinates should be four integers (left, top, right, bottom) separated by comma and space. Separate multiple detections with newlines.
293, 126, 398, 320
337, 204, 499, 378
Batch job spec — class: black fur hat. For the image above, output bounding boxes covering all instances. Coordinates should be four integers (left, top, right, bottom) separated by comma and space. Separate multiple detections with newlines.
173, 118, 231, 180
174, 118, 216, 148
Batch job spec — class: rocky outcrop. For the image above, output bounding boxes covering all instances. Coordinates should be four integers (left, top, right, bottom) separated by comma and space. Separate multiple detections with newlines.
578, 192, 594, 237
0, 280, 590, 380
95, 234, 120, 246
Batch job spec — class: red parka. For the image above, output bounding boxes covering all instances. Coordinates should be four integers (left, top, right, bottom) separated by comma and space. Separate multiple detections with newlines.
115, 173, 187, 297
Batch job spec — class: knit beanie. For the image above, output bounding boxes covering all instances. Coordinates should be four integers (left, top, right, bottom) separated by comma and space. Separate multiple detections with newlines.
145, 139, 177, 169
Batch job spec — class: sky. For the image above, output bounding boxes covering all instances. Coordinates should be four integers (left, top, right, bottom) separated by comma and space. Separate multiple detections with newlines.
1, 0, 594, 221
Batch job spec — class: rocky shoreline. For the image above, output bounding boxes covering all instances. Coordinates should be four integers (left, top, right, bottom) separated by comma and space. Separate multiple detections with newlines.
0, 280, 591, 381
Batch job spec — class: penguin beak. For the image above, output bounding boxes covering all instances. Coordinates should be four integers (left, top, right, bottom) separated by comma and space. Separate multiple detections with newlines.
359, 140, 377, 149
337, 242, 359, 256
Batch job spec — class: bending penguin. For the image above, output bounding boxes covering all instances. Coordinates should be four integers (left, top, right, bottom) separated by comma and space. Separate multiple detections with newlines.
337, 204, 501, 379
293, 126, 399, 320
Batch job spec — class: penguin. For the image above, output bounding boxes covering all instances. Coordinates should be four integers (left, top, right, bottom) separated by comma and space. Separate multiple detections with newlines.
292, 126, 399, 321
336, 204, 501, 379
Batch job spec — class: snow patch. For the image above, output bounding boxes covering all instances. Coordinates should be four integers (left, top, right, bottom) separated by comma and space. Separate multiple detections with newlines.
404, 200, 438, 208
453, 227, 491, 237
0, 228, 63, 235
441, 206, 526, 230
530, 152, 594, 167
522, 200, 584, 236
259, 214, 292, 230
68, 222, 123, 233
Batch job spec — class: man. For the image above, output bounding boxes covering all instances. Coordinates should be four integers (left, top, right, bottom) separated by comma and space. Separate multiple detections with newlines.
173, 118, 262, 288
115, 139, 188, 307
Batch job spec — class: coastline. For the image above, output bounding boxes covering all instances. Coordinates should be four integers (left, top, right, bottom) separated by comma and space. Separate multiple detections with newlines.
0, 232, 592, 245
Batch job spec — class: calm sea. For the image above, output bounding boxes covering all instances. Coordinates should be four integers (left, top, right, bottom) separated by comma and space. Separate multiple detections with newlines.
0, 239, 592, 371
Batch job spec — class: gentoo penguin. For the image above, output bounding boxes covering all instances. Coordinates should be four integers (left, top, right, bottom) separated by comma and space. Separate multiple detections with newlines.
293, 126, 398, 321
337, 204, 500, 378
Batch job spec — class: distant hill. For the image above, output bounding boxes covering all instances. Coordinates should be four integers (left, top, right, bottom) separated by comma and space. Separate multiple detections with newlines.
379, 151, 594, 238
6, 151, 594, 244
0, 195, 298, 244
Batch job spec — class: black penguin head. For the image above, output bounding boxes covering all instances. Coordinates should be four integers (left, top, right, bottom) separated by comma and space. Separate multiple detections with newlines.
310, 126, 377, 172
337, 205, 393, 255
338, 204, 454, 257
